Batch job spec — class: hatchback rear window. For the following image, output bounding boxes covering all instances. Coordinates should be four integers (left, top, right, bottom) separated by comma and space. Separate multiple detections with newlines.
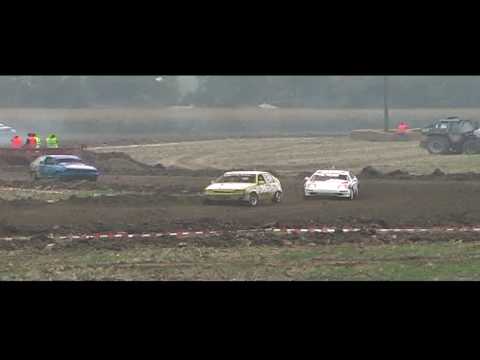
312, 175, 347, 181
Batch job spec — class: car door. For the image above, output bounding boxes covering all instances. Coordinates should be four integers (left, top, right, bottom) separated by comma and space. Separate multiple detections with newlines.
41, 157, 58, 177
38, 157, 50, 177
349, 173, 359, 192
264, 174, 277, 195
256, 175, 269, 199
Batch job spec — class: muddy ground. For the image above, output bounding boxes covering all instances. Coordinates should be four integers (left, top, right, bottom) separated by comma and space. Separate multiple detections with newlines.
1, 151, 480, 238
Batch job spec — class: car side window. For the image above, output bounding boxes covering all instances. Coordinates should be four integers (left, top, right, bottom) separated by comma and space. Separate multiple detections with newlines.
44, 157, 55, 165
258, 175, 265, 184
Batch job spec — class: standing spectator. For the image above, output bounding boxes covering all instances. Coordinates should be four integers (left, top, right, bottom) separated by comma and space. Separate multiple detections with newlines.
46, 134, 59, 148
24, 133, 37, 148
10, 135, 23, 149
396, 121, 410, 135
33, 133, 41, 148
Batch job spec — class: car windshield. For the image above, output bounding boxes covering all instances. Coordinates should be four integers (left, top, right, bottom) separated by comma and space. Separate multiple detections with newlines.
312, 175, 347, 181
215, 175, 256, 183
434, 122, 449, 129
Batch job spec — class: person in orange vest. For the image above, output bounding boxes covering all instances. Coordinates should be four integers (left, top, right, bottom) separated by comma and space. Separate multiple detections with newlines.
10, 135, 23, 149
24, 133, 37, 149
396, 121, 410, 135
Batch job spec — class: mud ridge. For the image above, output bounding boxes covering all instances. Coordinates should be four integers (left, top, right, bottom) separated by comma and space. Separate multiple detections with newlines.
358, 166, 480, 181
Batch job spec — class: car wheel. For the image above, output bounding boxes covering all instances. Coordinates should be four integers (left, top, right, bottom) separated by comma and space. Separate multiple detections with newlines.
272, 191, 282, 203
248, 193, 259, 207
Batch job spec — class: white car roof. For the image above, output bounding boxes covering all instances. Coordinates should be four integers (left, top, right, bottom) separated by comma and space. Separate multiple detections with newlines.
313, 170, 350, 176
223, 171, 270, 176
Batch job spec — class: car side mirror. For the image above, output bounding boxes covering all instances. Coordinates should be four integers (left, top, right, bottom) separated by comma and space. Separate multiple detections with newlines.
39, 161, 44, 165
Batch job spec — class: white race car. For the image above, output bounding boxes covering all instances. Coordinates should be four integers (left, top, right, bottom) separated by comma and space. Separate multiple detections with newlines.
304, 170, 359, 200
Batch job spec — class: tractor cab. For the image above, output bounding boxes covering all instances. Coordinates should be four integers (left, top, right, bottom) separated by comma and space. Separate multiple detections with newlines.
422, 117, 477, 134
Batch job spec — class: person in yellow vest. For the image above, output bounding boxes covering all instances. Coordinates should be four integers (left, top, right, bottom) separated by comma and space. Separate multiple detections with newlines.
46, 134, 59, 148
33, 133, 41, 148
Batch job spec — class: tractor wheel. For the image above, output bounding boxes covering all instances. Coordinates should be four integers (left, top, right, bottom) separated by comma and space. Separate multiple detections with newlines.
463, 139, 480, 155
426, 136, 450, 154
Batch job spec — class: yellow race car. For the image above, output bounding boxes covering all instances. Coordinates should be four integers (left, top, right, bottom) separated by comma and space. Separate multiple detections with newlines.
204, 171, 283, 207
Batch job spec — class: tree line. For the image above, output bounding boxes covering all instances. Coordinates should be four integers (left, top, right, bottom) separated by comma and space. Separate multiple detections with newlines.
0, 76, 479, 108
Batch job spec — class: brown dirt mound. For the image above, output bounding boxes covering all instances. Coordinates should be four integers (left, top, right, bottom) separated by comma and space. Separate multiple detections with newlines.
350, 129, 422, 142
385, 169, 410, 178
81, 151, 161, 174
358, 166, 480, 181
82, 150, 224, 177
359, 166, 383, 177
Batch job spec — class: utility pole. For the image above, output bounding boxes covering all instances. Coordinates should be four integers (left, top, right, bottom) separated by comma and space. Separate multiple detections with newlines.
384, 76, 389, 132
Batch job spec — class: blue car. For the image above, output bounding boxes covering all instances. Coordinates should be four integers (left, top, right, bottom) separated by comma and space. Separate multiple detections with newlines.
30, 155, 99, 181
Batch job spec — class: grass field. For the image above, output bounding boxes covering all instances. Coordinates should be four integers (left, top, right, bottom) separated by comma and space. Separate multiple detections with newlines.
92, 136, 480, 175
2, 240, 480, 280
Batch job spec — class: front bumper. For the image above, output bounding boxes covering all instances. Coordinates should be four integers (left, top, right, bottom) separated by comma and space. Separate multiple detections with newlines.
57, 172, 99, 180
304, 189, 351, 198
204, 192, 248, 202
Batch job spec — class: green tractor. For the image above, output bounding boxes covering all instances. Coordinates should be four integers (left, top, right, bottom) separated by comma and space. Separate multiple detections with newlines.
420, 117, 480, 155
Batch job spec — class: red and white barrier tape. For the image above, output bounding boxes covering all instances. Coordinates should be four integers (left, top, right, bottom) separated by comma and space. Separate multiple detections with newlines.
1, 226, 480, 242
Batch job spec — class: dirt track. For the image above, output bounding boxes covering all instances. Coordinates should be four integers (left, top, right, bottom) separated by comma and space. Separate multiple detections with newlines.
1, 146, 480, 239
2, 163, 480, 236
